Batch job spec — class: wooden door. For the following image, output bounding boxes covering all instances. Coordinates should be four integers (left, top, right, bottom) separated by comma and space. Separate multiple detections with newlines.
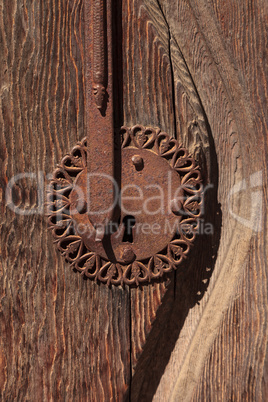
0, 0, 267, 400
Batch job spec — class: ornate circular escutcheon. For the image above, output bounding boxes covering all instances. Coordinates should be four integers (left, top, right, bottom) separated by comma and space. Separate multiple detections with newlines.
47, 126, 203, 286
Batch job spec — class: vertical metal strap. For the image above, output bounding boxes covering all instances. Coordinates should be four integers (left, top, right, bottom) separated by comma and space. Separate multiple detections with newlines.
93, 0, 107, 109
84, 0, 115, 240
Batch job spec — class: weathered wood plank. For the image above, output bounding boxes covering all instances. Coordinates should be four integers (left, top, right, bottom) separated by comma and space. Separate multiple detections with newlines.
152, 0, 267, 400
120, 0, 175, 135
127, 1, 217, 399
192, 239, 268, 401
0, 0, 130, 400
119, 0, 176, 388
191, 0, 268, 399
0, 0, 267, 400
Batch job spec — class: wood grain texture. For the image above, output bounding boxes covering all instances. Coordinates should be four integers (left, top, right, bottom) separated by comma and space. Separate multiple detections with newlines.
152, 0, 267, 400
192, 238, 268, 401
0, 0, 267, 400
119, 0, 175, 134
118, 2, 213, 399
118, 0, 176, 394
190, 0, 268, 399
124, 2, 218, 400
0, 0, 130, 400
0, 0, 178, 399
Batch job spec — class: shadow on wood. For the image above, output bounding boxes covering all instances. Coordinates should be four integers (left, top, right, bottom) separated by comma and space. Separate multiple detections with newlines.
128, 123, 222, 401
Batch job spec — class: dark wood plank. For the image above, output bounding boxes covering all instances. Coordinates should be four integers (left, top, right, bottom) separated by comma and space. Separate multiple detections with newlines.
118, 0, 177, 386
0, 0, 130, 400
120, 0, 176, 135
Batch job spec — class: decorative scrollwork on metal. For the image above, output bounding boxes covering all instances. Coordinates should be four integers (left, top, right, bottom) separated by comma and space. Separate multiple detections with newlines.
47, 126, 203, 286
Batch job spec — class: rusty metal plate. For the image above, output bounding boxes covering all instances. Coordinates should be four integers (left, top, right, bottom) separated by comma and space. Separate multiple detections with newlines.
47, 126, 203, 286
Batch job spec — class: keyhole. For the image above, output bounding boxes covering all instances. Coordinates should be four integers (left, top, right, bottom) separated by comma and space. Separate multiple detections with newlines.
122, 215, 136, 243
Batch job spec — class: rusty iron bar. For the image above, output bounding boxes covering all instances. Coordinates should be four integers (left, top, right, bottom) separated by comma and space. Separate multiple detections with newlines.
93, 0, 107, 109
84, 0, 115, 241
48, 1, 204, 285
